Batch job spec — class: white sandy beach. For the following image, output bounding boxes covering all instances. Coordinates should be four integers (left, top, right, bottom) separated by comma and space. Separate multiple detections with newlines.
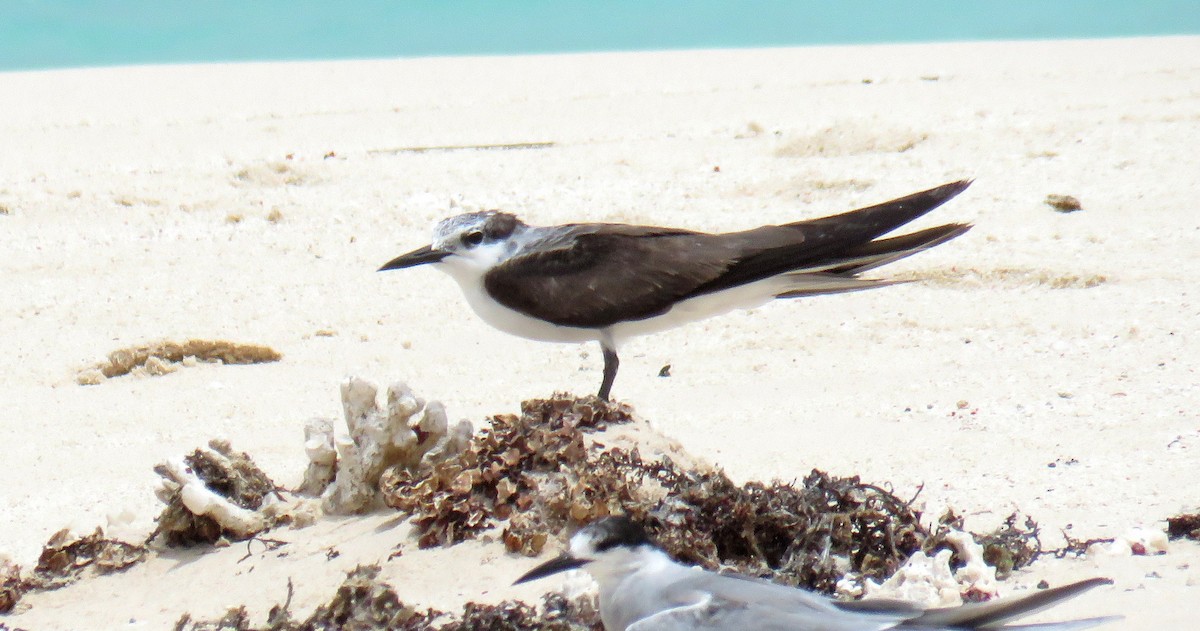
2, 36, 1199, 629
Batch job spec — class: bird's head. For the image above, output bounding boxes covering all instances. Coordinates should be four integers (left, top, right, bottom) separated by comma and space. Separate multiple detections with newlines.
513, 516, 657, 586
378, 211, 526, 276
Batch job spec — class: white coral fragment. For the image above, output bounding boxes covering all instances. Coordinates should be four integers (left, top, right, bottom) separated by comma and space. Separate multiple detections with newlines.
864, 549, 963, 607
306, 377, 470, 515
299, 418, 336, 496
1088, 527, 1169, 556
863, 529, 998, 607
943, 529, 1000, 598
178, 472, 265, 536
155, 450, 266, 538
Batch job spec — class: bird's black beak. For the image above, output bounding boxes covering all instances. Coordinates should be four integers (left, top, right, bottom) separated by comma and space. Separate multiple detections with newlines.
513, 553, 591, 585
378, 245, 450, 271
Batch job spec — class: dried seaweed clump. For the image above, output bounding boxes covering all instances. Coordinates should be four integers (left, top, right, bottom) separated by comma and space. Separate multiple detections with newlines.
380, 395, 634, 548
432, 593, 601, 631
153, 440, 281, 546
0, 528, 145, 614
27, 527, 146, 589
945, 511, 1041, 580
173, 565, 600, 631
498, 415, 936, 593
297, 565, 432, 630
374, 392, 1046, 600
0, 557, 19, 614
644, 467, 928, 593
381, 393, 939, 593
502, 447, 650, 557
1166, 511, 1200, 541
78, 339, 281, 384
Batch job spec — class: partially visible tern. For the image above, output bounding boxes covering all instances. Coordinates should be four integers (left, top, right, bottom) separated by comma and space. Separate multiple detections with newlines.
514, 516, 1120, 631
380, 180, 972, 399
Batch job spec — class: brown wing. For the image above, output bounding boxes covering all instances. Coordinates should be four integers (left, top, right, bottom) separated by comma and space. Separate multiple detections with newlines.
484, 180, 972, 328
483, 226, 738, 328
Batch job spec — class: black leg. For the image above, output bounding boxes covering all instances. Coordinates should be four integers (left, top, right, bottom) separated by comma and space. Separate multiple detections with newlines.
598, 345, 619, 400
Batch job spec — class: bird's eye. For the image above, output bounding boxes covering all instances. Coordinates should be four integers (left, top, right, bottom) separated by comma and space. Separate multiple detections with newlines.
462, 230, 484, 247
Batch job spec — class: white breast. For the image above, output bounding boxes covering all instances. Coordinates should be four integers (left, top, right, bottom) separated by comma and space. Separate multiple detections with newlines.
433, 253, 601, 344
431, 247, 792, 348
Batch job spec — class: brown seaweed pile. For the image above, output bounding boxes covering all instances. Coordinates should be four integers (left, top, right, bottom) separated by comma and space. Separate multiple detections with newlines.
78, 339, 281, 384
27, 528, 146, 589
379, 394, 945, 593
501, 446, 649, 558
174, 565, 601, 631
0, 528, 146, 614
85, 393, 1066, 630
380, 395, 635, 549
643, 467, 928, 592
296, 565, 429, 629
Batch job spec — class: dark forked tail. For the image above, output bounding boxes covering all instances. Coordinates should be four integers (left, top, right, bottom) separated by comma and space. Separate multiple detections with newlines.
774, 179, 974, 270
905, 577, 1120, 629
691, 180, 973, 298
788, 179, 972, 237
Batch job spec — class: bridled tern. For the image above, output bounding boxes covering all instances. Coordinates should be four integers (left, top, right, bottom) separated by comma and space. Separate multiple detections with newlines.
381, 181, 972, 400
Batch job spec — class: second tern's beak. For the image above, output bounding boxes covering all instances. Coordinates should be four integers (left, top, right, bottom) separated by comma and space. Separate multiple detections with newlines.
378, 245, 449, 271
512, 552, 592, 585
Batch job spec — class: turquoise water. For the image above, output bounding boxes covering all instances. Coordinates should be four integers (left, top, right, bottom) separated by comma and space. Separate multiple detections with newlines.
1, 0, 1197, 72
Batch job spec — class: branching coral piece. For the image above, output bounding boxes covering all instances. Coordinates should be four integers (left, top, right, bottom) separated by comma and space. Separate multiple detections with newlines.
299, 419, 336, 497
302, 378, 470, 515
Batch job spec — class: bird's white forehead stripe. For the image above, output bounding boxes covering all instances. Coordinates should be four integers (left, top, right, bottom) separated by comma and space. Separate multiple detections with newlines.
432, 212, 492, 246
569, 530, 597, 556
